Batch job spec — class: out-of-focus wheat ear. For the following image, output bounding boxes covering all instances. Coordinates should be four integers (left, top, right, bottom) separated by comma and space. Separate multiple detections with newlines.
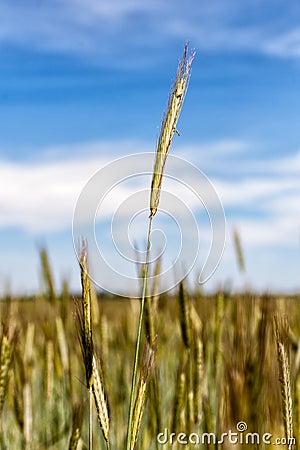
76, 245, 110, 448
60, 278, 69, 324
194, 333, 204, 425
186, 362, 194, 435
233, 229, 245, 273
69, 402, 84, 450
149, 42, 195, 218
214, 293, 224, 379
56, 316, 69, 374
145, 298, 155, 349
91, 355, 110, 443
146, 259, 161, 435
142, 259, 159, 347
45, 339, 54, 400
79, 241, 93, 388
12, 346, 25, 431
90, 281, 100, 327
0, 323, 16, 417
172, 351, 188, 433
147, 370, 162, 441
130, 344, 155, 450
99, 313, 109, 373
40, 247, 56, 303
147, 258, 162, 345
152, 257, 161, 306
76, 242, 95, 450
190, 304, 202, 336
24, 323, 35, 369
274, 315, 294, 449
189, 303, 204, 425
23, 378, 32, 450
178, 281, 192, 350
296, 376, 300, 448
140, 263, 155, 346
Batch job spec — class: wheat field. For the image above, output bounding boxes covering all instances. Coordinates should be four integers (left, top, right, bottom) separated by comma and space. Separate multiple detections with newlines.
0, 247, 300, 449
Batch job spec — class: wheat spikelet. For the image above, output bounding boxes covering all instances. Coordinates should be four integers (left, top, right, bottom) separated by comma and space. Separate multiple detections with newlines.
149, 42, 195, 218
56, 316, 69, 373
68, 403, 84, 450
40, 247, 56, 303
144, 299, 156, 347
45, 339, 54, 400
186, 374, 194, 435
79, 242, 93, 388
130, 344, 155, 450
130, 378, 147, 450
60, 278, 69, 324
75, 242, 110, 445
91, 354, 110, 442
140, 263, 155, 347
296, 376, 300, 449
172, 352, 188, 433
0, 324, 15, 417
178, 281, 192, 349
12, 346, 25, 433
152, 257, 161, 305
147, 370, 162, 439
90, 281, 100, 327
194, 334, 204, 424
145, 258, 162, 348
24, 323, 35, 368
274, 315, 294, 449
23, 380, 32, 450
99, 313, 109, 372
233, 229, 245, 273
75, 300, 110, 443
190, 304, 202, 336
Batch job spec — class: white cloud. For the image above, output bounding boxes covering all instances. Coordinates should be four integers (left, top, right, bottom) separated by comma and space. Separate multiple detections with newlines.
0, 139, 122, 232
270, 149, 300, 173
263, 28, 300, 58
1, 139, 300, 255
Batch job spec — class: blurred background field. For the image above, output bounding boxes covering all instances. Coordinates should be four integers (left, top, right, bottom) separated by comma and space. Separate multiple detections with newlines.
1, 248, 300, 449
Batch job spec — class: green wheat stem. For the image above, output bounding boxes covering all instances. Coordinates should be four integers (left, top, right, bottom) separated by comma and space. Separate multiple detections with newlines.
89, 389, 93, 450
126, 217, 153, 450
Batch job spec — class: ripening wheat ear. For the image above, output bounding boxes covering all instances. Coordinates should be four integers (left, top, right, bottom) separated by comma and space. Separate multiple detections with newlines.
178, 281, 192, 350
274, 315, 294, 450
0, 322, 16, 418
126, 43, 195, 450
233, 229, 245, 273
69, 403, 84, 450
149, 42, 195, 218
75, 241, 110, 449
129, 344, 155, 450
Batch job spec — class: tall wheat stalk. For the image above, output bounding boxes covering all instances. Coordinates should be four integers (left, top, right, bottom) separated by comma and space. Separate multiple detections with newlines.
126, 42, 195, 450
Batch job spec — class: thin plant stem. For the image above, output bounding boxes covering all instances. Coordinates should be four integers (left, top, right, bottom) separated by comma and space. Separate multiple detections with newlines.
126, 217, 153, 450
89, 388, 93, 450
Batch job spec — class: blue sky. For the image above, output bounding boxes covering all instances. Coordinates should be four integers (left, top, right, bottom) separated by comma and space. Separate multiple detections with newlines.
1, 0, 300, 295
